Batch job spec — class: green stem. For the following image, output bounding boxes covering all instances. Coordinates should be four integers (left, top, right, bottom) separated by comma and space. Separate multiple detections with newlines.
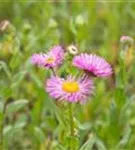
0, 101, 7, 150
0, 119, 4, 150
50, 67, 57, 76
68, 103, 74, 150
69, 103, 74, 136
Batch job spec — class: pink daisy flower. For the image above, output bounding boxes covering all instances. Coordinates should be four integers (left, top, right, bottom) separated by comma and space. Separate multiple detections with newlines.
73, 53, 112, 77
46, 75, 94, 104
31, 46, 64, 69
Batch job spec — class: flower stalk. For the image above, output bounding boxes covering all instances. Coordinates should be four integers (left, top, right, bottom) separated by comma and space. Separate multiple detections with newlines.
50, 67, 57, 76
115, 36, 134, 109
69, 103, 74, 137
0, 101, 7, 150
68, 103, 75, 150
0, 119, 3, 150
119, 36, 134, 88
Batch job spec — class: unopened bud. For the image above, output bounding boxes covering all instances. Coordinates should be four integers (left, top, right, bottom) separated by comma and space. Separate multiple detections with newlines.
120, 36, 134, 65
67, 45, 78, 55
120, 36, 134, 46
0, 20, 10, 32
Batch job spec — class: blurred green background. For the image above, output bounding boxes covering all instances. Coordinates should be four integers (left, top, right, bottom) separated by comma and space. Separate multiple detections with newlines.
0, 1, 135, 150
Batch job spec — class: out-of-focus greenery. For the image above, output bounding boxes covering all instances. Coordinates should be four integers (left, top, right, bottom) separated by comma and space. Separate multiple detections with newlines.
0, 1, 135, 150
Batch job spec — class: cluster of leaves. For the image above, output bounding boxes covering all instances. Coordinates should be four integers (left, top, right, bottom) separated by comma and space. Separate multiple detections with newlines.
0, 1, 135, 150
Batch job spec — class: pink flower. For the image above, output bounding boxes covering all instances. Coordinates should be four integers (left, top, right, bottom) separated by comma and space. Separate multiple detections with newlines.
73, 53, 112, 77
46, 75, 94, 104
31, 46, 64, 69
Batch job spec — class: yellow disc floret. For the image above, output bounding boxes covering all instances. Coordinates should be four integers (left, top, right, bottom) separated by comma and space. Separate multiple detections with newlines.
46, 57, 55, 63
62, 81, 80, 93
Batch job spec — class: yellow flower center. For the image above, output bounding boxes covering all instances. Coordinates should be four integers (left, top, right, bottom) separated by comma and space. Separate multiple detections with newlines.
46, 57, 55, 63
62, 81, 80, 93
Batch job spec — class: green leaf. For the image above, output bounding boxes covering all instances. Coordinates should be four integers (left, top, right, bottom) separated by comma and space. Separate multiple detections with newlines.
0, 101, 4, 123
33, 126, 45, 143
0, 61, 11, 78
4, 124, 26, 143
11, 71, 27, 88
80, 136, 96, 150
96, 139, 107, 150
14, 121, 27, 129
55, 145, 67, 150
9, 54, 22, 70
1, 87, 12, 98
78, 122, 92, 130
6, 99, 28, 114
3, 125, 13, 137
30, 73, 42, 88
116, 126, 132, 149
0, 101, 4, 113
53, 104, 67, 127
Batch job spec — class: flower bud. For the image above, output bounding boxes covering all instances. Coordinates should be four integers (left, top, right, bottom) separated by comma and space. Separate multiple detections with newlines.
120, 36, 134, 66
67, 45, 78, 55
120, 36, 134, 46
0, 20, 10, 32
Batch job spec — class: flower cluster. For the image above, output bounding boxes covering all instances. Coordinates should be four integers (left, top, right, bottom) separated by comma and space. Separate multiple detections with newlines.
31, 45, 112, 104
